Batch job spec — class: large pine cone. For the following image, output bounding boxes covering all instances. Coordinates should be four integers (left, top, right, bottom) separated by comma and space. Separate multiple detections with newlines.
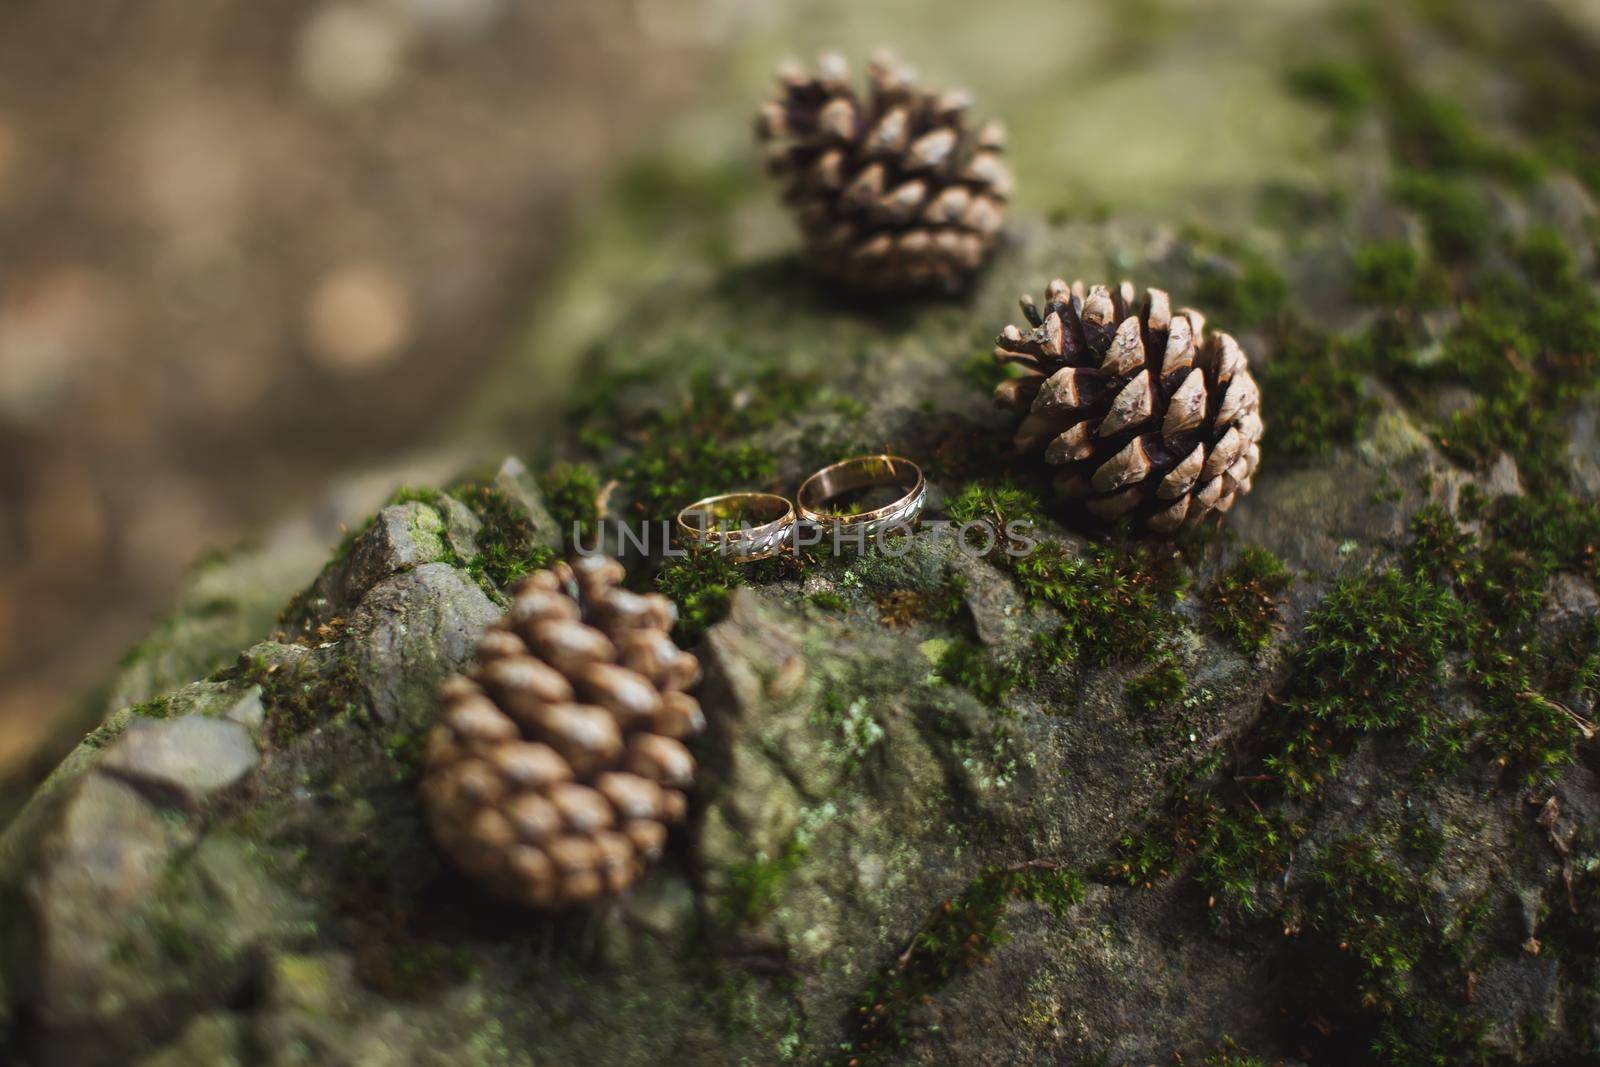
421, 556, 704, 908
756, 51, 1011, 294
992, 280, 1263, 533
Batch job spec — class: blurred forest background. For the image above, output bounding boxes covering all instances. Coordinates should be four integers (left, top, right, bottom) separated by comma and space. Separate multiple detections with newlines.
0, 0, 742, 776
3, 0, 1599, 783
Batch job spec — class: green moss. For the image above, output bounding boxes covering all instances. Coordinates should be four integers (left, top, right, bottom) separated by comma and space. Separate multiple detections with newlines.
1285, 834, 1492, 1062
1407, 497, 1598, 782
1204, 1041, 1268, 1067
1573, 616, 1600, 699
809, 589, 849, 613
1385, 84, 1541, 185
1186, 233, 1291, 330
538, 463, 601, 543
1351, 241, 1448, 308
1419, 236, 1595, 396
654, 553, 740, 644
1256, 330, 1377, 456
720, 833, 809, 928
961, 349, 1017, 393
1123, 469, 1597, 931
612, 155, 752, 264
1405, 502, 1475, 578
1115, 559, 1461, 916
1482, 486, 1600, 587
386, 482, 558, 599
148, 913, 202, 966
933, 640, 1021, 705
1540, 819, 1600, 1041
1124, 660, 1187, 713
1511, 228, 1600, 398
1433, 389, 1548, 478
1390, 170, 1492, 262
925, 572, 969, 623
1206, 546, 1292, 654
1112, 760, 1297, 916
1478, 690, 1583, 783
331, 832, 476, 1000
1409, 502, 1544, 631
1256, 182, 1349, 232
74, 695, 176, 754
449, 482, 557, 594
1292, 17, 1542, 188
277, 477, 558, 636
566, 359, 826, 524
1299, 567, 1460, 735
133, 695, 176, 720
384, 729, 429, 784
1370, 230, 1600, 487
1014, 540, 1185, 672
275, 499, 395, 637
945, 479, 1046, 534
839, 863, 1084, 1065
1102, 9, 1600, 1055
354, 938, 475, 1001
1473, 6, 1600, 194
814, 692, 886, 771
603, 370, 795, 523
242, 650, 365, 745
1286, 59, 1374, 125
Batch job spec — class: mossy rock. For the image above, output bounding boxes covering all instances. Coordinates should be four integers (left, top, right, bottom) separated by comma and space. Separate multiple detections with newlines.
5, 1, 1600, 1064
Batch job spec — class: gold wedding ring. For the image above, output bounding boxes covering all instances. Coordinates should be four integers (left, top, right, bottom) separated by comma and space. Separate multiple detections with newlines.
796, 455, 927, 536
675, 492, 796, 562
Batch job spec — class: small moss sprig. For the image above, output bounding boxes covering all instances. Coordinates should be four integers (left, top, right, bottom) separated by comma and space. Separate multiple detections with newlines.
1017, 540, 1186, 672
1205, 546, 1292, 654
538, 463, 602, 543
1125, 660, 1187, 713
654, 552, 744, 644
1298, 567, 1459, 736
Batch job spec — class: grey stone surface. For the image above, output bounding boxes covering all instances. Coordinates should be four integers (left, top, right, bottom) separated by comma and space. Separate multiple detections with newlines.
131, 1014, 246, 1067
99, 715, 259, 810
343, 501, 476, 603
1569, 407, 1600, 498
1531, 172, 1599, 272
23, 774, 192, 1034
1483, 451, 1526, 498
901, 880, 1281, 1064
494, 455, 564, 550
344, 562, 500, 729
223, 686, 266, 729
16, 773, 310, 1066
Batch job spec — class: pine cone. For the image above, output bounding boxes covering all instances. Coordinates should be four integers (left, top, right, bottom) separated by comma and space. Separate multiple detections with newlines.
992, 280, 1263, 533
756, 50, 1011, 294
421, 556, 704, 908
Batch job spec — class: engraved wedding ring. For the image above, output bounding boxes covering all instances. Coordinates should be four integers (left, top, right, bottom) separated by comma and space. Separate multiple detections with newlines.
675, 492, 796, 562
675, 454, 925, 562
796, 454, 927, 537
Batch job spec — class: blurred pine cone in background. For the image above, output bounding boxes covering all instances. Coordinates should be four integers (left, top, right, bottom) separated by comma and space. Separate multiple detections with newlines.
992, 280, 1263, 533
756, 50, 1011, 294
421, 556, 704, 908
